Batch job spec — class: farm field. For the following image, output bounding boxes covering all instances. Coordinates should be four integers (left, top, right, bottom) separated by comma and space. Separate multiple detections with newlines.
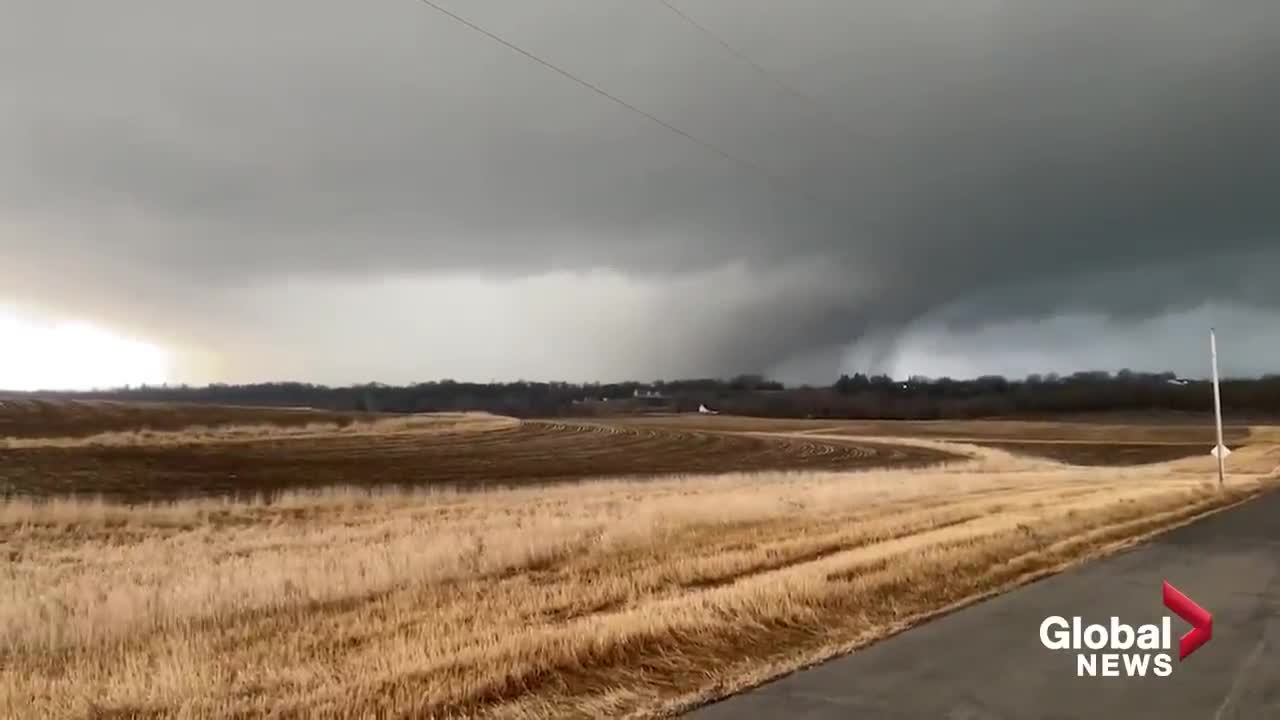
0, 397, 376, 439
611, 413, 1254, 466
0, 401, 950, 501
2, 401, 1279, 719
607, 412, 1255, 441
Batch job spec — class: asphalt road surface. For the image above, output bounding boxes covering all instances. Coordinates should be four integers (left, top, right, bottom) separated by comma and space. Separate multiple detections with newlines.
689, 490, 1280, 720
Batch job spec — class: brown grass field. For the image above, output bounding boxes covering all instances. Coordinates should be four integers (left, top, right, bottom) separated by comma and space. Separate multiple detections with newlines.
2, 400, 1279, 719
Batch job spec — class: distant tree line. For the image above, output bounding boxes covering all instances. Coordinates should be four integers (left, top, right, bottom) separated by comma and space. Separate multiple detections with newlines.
791, 370, 1280, 420
22, 370, 1280, 420
37, 375, 779, 417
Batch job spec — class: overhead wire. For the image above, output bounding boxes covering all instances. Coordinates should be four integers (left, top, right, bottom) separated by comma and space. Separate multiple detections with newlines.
654, 0, 828, 112
410, 0, 837, 212
654, 0, 874, 188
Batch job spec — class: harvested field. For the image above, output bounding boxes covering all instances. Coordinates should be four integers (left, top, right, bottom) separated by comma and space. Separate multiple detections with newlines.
0, 409, 951, 502
613, 414, 1247, 466
613, 413, 1249, 443
4, 402, 1279, 719
0, 411, 516, 449
0, 398, 376, 439
2, 440, 1277, 719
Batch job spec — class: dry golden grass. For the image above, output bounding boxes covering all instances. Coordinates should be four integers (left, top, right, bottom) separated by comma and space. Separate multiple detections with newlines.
3, 436, 1276, 719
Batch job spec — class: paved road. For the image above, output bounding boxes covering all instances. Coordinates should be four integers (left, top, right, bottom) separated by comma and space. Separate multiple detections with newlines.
689, 490, 1280, 720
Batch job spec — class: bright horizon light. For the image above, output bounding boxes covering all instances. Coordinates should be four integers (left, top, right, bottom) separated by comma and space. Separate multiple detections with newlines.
0, 307, 169, 391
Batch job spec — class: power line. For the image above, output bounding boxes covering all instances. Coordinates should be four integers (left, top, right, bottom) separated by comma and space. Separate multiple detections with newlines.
411, 0, 833, 210
656, 0, 822, 110
655, 1, 871, 159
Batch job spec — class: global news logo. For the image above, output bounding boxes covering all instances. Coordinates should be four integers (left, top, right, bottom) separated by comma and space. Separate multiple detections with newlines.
1039, 581, 1212, 678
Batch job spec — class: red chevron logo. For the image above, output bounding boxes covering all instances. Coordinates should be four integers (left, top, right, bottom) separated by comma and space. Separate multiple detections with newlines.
1163, 581, 1212, 661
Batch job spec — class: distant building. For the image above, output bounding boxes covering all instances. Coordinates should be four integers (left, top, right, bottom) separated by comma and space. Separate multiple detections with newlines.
633, 388, 665, 398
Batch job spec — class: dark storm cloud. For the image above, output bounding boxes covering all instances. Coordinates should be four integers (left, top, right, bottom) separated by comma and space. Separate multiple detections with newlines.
3, 0, 1279, 381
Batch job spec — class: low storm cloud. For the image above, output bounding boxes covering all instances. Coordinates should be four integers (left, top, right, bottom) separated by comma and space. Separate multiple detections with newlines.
3, 0, 1278, 384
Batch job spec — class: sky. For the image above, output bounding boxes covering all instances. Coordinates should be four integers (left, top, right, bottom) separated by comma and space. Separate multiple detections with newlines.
3, 0, 1279, 389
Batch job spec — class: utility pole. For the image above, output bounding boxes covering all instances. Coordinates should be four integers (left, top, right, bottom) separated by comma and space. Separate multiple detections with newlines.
1210, 328, 1227, 489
